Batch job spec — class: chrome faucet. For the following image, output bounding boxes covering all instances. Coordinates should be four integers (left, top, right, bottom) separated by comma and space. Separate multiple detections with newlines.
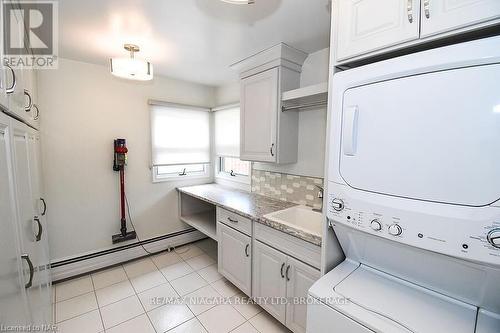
312, 185, 324, 213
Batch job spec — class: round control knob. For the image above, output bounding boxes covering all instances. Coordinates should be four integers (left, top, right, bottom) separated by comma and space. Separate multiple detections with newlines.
487, 228, 500, 249
331, 198, 344, 212
388, 224, 403, 236
370, 219, 382, 231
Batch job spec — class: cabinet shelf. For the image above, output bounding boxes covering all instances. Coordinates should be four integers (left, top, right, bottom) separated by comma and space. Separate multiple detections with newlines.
180, 211, 217, 241
281, 82, 328, 111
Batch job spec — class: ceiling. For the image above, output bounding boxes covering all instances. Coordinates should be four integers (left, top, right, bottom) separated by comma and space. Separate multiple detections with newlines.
58, 0, 331, 86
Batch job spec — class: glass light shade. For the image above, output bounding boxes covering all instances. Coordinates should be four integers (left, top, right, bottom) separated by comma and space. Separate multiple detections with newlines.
110, 57, 153, 81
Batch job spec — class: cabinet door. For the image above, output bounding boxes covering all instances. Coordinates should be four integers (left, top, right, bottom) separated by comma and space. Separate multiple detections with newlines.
252, 240, 287, 324
240, 68, 278, 162
335, 0, 420, 61
0, 113, 30, 327
0, 2, 8, 111
11, 120, 52, 326
420, 0, 500, 37
217, 222, 252, 296
285, 257, 320, 333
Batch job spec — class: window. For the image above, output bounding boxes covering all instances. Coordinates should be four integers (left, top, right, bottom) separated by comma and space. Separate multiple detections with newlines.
150, 101, 210, 182
213, 105, 250, 183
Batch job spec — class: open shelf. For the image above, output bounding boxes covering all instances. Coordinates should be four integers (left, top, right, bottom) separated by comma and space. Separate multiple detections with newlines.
180, 210, 217, 241
281, 82, 328, 110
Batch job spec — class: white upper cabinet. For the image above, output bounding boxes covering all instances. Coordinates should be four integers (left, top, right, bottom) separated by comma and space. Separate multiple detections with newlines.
334, 0, 500, 63
336, 0, 420, 61
234, 43, 306, 164
420, 0, 500, 37
240, 68, 279, 163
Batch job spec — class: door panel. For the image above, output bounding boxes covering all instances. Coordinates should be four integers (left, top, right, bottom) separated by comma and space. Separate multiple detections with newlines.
240, 68, 278, 162
340, 64, 500, 206
252, 240, 287, 324
0, 114, 30, 326
336, 0, 420, 61
421, 0, 500, 37
217, 222, 252, 296
285, 257, 320, 333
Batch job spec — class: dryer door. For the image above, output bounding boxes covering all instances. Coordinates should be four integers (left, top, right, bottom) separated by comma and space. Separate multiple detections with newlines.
340, 63, 500, 207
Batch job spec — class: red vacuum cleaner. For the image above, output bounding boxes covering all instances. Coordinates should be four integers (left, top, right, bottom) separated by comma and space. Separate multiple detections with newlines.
112, 139, 137, 244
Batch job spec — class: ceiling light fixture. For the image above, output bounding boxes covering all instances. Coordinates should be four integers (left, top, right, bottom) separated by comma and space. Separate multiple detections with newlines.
221, 0, 255, 4
110, 44, 153, 81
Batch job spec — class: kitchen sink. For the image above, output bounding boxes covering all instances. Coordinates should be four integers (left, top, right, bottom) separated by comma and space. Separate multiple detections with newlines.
263, 205, 322, 236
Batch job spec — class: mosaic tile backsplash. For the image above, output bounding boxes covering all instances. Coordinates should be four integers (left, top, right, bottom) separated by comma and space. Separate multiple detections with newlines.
251, 169, 324, 210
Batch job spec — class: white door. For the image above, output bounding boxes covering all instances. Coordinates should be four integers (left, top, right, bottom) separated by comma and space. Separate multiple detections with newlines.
285, 257, 320, 333
252, 240, 287, 324
240, 68, 278, 162
0, 113, 30, 327
217, 222, 252, 297
340, 64, 500, 207
335, 0, 420, 61
421, 0, 500, 37
11, 119, 52, 325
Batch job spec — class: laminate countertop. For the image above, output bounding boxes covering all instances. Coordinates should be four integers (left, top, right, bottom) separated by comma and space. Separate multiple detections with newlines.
177, 183, 322, 246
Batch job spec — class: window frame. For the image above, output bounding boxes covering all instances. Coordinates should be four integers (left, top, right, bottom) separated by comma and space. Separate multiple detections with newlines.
216, 156, 251, 185
152, 163, 211, 183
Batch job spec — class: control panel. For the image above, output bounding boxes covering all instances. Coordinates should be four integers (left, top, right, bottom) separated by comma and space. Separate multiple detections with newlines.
327, 183, 500, 267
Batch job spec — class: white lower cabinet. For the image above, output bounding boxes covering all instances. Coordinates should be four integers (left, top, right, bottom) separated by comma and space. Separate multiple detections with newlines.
217, 222, 252, 297
252, 240, 320, 333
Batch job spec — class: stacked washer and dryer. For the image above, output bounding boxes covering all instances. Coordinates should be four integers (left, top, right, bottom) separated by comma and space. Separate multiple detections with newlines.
307, 37, 500, 333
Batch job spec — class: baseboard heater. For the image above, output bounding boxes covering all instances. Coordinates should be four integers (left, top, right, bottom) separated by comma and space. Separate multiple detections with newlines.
51, 228, 206, 282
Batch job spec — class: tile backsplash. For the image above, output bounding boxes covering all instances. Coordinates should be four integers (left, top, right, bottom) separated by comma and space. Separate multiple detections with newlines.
251, 169, 324, 209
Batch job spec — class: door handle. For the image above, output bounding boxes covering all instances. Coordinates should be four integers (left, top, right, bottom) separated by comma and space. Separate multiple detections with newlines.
424, 0, 430, 18
286, 265, 291, 281
227, 217, 238, 223
407, 0, 413, 23
24, 90, 32, 112
343, 106, 359, 156
5, 64, 16, 94
40, 197, 47, 216
21, 254, 34, 289
34, 217, 42, 241
270, 143, 275, 157
280, 263, 285, 278
33, 104, 40, 120
245, 244, 250, 257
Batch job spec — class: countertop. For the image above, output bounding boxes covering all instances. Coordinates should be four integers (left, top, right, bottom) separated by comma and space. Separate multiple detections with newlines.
177, 183, 322, 246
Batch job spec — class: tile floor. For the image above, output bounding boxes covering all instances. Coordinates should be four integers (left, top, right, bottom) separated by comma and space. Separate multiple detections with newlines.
53, 239, 291, 333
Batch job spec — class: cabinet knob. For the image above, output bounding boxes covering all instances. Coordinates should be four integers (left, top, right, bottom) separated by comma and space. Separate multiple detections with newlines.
286, 265, 291, 281
21, 254, 34, 289
280, 262, 285, 278
270, 143, 275, 157
407, 0, 413, 23
424, 0, 430, 18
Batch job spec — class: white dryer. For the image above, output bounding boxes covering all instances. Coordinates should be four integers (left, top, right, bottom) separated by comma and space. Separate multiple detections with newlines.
308, 36, 500, 333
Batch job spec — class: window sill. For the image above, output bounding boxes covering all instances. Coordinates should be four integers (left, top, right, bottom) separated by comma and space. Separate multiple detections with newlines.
215, 172, 251, 185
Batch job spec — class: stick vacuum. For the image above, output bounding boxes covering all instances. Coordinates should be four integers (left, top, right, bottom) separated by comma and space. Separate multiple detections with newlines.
112, 139, 137, 244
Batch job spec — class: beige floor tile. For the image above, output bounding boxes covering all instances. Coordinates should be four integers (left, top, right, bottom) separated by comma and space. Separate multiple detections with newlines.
231, 294, 262, 320
105, 314, 155, 333
185, 285, 221, 315
55, 292, 97, 323
168, 317, 208, 333
55, 275, 94, 302
230, 322, 259, 333
148, 304, 194, 332
197, 264, 223, 283
100, 295, 144, 329
91, 266, 128, 290
249, 312, 291, 333
194, 239, 217, 254
123, 257, 158, 278
161, 261, 194, 281
130, 270, 167, 293
211, 278, 240, 298
138, 282, 179, 312
197, 304, 246, 333
95, 280, 135, 307
186, 254, 215, 271
152, 251, 182, 268
55, 310, 103, 333
171, 272, 208, 296
176, 245, 204, 260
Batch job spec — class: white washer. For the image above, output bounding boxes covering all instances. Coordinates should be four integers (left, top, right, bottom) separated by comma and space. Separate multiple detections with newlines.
308, 36, 500, 333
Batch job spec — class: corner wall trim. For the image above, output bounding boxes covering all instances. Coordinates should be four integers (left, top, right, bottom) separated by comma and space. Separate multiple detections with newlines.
51, 229, 206, 282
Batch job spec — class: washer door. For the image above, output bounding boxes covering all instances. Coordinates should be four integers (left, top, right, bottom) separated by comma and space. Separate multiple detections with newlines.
340, 63, 500, 207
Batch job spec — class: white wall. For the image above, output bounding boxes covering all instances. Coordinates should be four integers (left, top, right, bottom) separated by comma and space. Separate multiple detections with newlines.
38, 58, 215, 262
219, 48, 330, 178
